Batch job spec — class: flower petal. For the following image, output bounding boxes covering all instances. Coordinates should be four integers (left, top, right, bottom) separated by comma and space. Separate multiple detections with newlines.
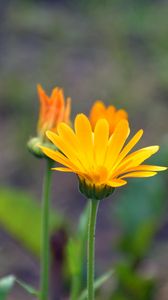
105, 119, 130, 170
40, 146, 79, 171
75, 114, 94, 167
46, 131, 86, 171
120, 164, 167, 174
64, 97, 71, 123
115, 146, 159, 177
107, 179, 127, 187
94, 118, 109, 165
89, 101, 106, 129
120, 171, 157, 179
114, 129, 143, 168
57, 122, 80, 152
52, 167, 76, 172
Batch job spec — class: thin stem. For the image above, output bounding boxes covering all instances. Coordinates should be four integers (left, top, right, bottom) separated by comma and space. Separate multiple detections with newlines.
87, 199, 100, 300
40, 159, 53, 300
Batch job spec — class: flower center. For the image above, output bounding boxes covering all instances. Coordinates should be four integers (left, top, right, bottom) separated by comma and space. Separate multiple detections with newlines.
88, 166, 108, 185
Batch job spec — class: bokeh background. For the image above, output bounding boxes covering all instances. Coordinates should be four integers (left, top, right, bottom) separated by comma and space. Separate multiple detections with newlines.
0, 0, 168, 299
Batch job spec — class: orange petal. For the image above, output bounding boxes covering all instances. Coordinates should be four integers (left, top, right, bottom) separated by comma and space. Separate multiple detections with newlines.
50, 87, 59, 105
64, 97, 71, 123
37, 84, 49, 131
89, 101, 106, 129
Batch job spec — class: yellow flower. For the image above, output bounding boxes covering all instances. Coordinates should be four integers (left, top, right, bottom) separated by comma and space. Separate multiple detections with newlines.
37, 84, 71, 138
89, 101, 128, 135
40, 114, 166, 198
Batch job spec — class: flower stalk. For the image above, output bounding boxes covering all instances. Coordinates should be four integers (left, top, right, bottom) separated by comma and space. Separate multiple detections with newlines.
40, 159, 53, 300
87, 199, 100, 300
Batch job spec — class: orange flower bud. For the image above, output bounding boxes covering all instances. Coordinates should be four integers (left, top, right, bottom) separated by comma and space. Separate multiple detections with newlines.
37, 84, 71, 139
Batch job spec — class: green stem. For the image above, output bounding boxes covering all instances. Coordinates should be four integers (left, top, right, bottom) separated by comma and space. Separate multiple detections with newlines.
87, 199, 100, 300
40, 159, 53, 300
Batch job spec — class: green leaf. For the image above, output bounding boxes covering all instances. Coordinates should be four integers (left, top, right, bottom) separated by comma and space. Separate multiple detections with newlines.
16, 279, 39, 296
78, 270, 114, 300
115, 177, 167, 234
115, 176, 167, 258
0, 275, 39, 299
0, 275, 15, 300
0, 186, 63, 256
67, 203, 90, 299
113, 264, 155, 300
67, 203, 90, 276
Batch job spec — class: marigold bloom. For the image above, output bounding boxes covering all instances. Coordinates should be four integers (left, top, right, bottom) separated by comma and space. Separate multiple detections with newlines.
37, 84, 71, 138
40, 114, 166, 197
90, 101, 128, 135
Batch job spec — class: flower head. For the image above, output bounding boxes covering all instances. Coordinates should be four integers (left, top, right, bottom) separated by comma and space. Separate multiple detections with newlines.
37, 84, 71, 139
40, 114, 166, 199
27, 84, 71, 158
89, 101, 128, 135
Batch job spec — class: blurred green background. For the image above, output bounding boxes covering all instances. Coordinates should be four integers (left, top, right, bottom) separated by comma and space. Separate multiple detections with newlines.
0, 0, 167, 299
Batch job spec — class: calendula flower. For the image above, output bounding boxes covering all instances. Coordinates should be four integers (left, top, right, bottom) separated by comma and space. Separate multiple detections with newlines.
90, 101, 128, 135
27, 84, 71, 158
37, 84, 71, 138
40, 114, 166, 199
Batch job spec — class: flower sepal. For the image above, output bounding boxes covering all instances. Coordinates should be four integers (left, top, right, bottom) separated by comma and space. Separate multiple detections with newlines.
27, 137, 57, 159
78, 177, 115, 200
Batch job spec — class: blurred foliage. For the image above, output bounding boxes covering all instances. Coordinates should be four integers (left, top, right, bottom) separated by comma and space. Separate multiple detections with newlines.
0, 186, 63, 256
15, 278, 39, 297
67, 203, 89, 299
110, 166, 167, 299
111, 263, 154, 300
115, 175, 167, 261
0, 275, 15, 300
79, 269, 114, 300
0, 275, 39, 300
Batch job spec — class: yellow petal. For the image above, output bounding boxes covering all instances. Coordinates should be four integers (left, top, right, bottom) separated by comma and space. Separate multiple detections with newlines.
46, 131, 85, 171
114, 129, 143, 168
105, 119, 130, 170
120, 165, 167, 173
107, 179, 127, 187
40, 146, 78, 171
58, 122, 90, 168
75, 114, 93, 167
120, 171, 157, 179
57, 122, 80, 151
118, 146, 159, 172
52, 167, 76, 172
94, 119, 109, 165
